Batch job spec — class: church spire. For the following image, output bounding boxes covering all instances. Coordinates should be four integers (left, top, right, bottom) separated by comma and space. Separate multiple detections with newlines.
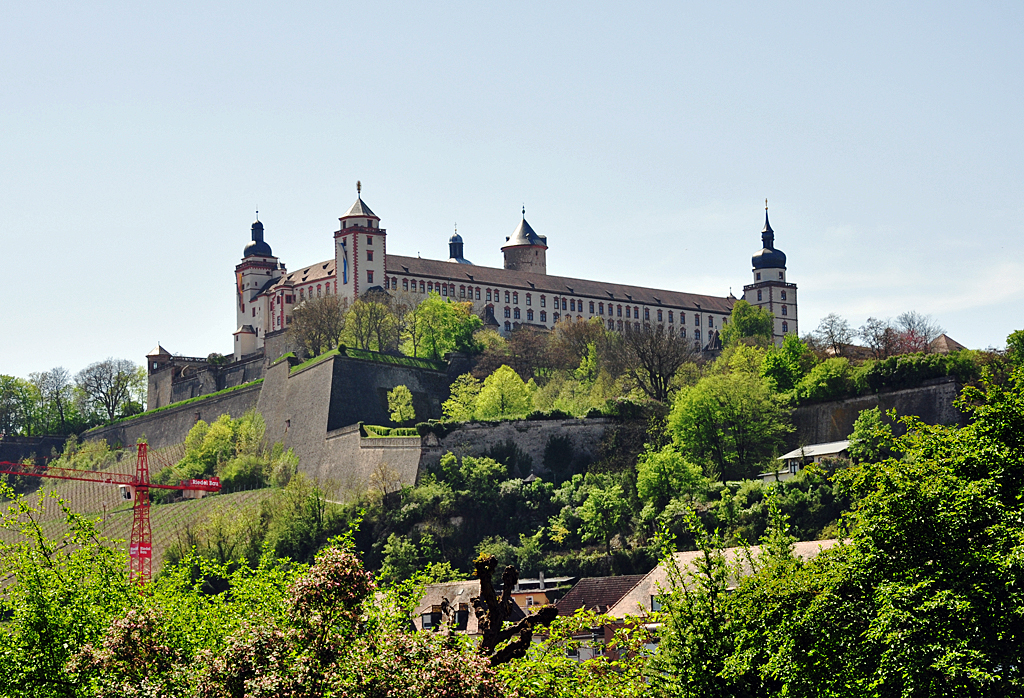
761, 199, 774, 249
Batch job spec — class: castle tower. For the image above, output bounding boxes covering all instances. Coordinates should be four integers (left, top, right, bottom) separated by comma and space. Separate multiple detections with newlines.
234, 216, 283, 360
335, 181, 386, 305
501, 208, 547, 274
742, 202, 797, 346
448, 226, 472, 264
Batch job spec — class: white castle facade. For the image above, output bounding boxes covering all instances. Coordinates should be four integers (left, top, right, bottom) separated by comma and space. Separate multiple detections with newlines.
232, 186, 797, 361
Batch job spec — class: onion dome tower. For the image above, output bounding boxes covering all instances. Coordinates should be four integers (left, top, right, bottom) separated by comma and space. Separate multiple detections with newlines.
742, 201, 797, 346
234, 213, 283, 360
501, 206, 548, 274
448, 225, 472, 264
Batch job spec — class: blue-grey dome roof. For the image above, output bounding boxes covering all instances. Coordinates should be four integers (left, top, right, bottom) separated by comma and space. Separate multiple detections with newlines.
244, 219, 273, 258
449, 232, 463, 244
751, 210, 785, 269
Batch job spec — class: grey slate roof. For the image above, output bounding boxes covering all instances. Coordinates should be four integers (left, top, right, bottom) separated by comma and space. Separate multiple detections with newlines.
503, 218, 547, 248
387, 254, 735, 314
343, 196, 378, 219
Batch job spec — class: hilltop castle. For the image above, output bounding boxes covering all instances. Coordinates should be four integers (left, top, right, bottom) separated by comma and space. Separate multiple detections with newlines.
231, 185, 797, 361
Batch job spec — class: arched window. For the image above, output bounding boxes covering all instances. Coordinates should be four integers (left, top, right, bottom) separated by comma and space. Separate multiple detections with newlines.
782, 321, 789, 333
782, 305, 788, 316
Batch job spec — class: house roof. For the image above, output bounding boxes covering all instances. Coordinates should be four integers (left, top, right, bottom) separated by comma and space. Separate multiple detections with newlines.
412, 580, 526, 635
607, 539, 838, 618
778, 441, 850, 461
146, 344, 171, 358
554, 575, 645, 615
503, 217, 547, 248
929, 333, 967, 353
387, 254, 735, 313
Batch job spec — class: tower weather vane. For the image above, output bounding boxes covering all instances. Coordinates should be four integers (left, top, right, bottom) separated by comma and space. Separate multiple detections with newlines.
357, 180, 361, 196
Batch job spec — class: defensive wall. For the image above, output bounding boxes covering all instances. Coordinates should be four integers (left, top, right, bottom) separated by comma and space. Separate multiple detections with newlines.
0, 435, 68, 465
787, 376, 965, 448
85, 382, 263, 450
148, 353, 265, 410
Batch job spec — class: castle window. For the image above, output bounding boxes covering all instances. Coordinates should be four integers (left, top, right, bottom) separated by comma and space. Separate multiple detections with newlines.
657, 309, 663, 322
634, 306, 640, 318
569, 299, 574, 311
476, 288, 481, 300
526, 294, 531, 306
779, 272, 784, 279
757, 290, 763, 301
317, 286, 322, 297
505, 291, 511, 303
782, 305, 788, 316
442, 285, 448, 296
252, 307, 255, 317
419, 281, 425, 293
403, 279, 409, 290
781, 290, 787, 300
680, 313, 685, 324
505, 321, 512, 332
367, 235, 373, 243
541, 296, 546, 307
695, 329, 701, 341
562, 299, 567, 310
695, 315, 700, 326
708, 316, 713, 327
367, 250, 373, 261
599, 303, 604, 315
668, 311, 673, 322
504, 307, 511, 318
540, 310, 547, 322
680, 328, 686, 338
617, 320, 623, 331
607, 319, 614, 330
617, 305, 622, 317
782, 321, 789, 332
342, 221, 347, 228
367, 270, 374, 284
513, 292, 519, 304
460, 286, 466, 298
527, 309, 533, 321
554, 312, 560, 322
486, 289, 492, 301
589, 301, 595, 313
634, 322, 640, 331
756, 272, 761, 280
514, 308, 521, 319
645, 308, 650, 321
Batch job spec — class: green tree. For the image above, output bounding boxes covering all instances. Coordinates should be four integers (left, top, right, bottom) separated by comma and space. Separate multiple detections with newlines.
0, 375, 37, 436
792, 356, 859, 402
761, 333, 816, 392
442, 373, 482, 421
403, 293, 482, 360
387, 385, 416, 425
577, 482, 627, 552
720, 299, 774, 347
1007, 328, 1024, 367
74, 358, 143, 422
288, 293, 347, 357
670, 371, 792, 480
343, 291, 399, 352
846, 406, 894, 463
636, 444, 704, 513
475, 365, 532, 420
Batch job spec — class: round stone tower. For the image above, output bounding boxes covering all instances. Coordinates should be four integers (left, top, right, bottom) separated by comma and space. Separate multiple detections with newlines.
501, 208, 547, 275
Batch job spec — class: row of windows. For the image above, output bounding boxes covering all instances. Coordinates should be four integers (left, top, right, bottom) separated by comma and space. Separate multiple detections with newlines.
755, 271, 785, 281
754, 289, 789, 303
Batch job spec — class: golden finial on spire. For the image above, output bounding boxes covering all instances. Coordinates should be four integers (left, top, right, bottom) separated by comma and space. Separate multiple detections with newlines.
765, 198, 768, 211
357, 180, 362, 196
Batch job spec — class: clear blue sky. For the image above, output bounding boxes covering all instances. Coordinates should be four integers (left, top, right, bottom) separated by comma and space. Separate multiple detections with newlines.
2, 1, 1022, 378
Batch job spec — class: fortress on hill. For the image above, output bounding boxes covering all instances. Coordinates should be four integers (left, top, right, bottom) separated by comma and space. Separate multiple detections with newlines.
228, 184, 798, 362
132, 187, 800, 494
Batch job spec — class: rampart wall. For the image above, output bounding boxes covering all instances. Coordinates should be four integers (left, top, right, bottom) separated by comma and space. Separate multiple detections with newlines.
84, 383, 263, 450
0, 435, 68, 464
788, 377, 965, 448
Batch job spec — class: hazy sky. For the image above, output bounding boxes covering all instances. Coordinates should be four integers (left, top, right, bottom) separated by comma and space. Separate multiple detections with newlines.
2, 1, 1022, 378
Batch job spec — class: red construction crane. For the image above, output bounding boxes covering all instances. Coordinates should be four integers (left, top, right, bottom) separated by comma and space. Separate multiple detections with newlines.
0, 443, 220, 583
